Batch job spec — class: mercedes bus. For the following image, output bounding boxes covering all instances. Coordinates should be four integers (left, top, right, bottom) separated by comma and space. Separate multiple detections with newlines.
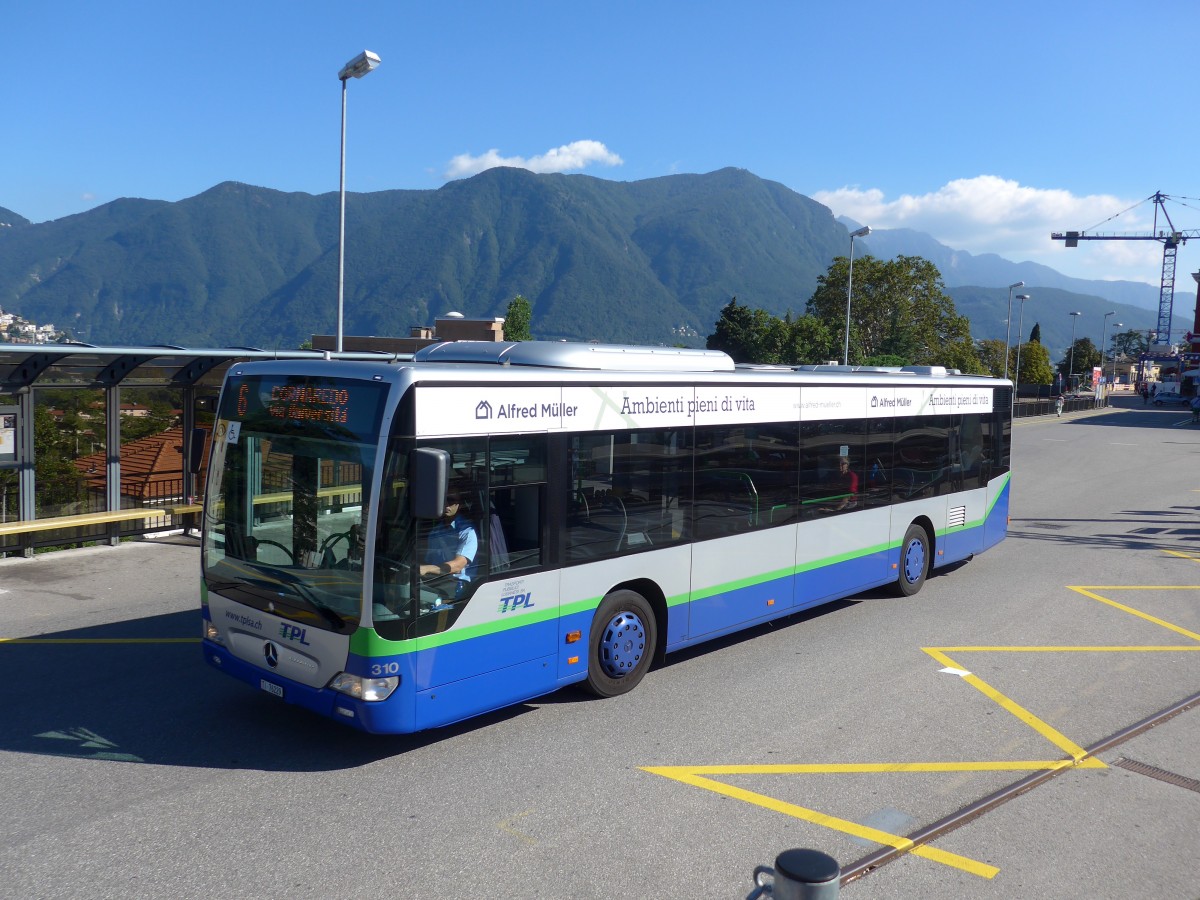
200, 341, 1010, 733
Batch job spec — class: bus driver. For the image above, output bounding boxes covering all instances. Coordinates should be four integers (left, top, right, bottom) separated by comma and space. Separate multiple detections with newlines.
419, 485, 478, 600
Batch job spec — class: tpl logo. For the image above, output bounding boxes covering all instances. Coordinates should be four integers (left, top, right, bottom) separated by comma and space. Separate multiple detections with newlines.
278, 623, 311, 645
498, 593, 535, 614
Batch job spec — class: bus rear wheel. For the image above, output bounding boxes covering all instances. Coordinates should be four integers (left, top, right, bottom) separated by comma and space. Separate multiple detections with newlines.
585, 590, 656, 698
896, 524, 930, 597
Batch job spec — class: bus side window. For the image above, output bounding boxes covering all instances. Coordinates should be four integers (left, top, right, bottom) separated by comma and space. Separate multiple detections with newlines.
799, 421, 864, 517
566, 429, 690, 561
691, 422, 799, 536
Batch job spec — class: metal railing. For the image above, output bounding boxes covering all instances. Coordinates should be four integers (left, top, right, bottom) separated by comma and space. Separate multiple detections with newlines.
0, 477, 200, 556
1013, 395, 1109, 418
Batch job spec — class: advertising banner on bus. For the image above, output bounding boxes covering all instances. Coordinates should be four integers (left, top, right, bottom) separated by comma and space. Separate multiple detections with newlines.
414, 384, 994, 436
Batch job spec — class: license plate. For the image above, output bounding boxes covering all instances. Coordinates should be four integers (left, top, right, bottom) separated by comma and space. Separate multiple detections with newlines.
259, 679, 284, 698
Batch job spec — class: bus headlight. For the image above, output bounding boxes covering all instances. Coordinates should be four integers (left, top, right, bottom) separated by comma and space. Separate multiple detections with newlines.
329, 672, 399, 702
203, 620, 225, 645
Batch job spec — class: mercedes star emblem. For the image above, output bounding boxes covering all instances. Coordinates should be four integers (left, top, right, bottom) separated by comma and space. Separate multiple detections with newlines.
263, 641, 279, 668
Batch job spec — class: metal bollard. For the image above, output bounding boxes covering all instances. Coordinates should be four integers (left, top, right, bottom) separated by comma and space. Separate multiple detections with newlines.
747, 849, 840, 899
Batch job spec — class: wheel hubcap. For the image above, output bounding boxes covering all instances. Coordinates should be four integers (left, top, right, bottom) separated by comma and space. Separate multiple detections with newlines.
904, 538, 926, 583
598, 611, 647, 678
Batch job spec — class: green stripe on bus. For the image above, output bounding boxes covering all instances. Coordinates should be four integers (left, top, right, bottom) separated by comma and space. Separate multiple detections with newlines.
350, 483, 1010, 658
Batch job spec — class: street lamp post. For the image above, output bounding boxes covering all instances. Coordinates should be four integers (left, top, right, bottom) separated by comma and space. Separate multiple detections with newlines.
1099, 311, 1116, 403
1013, 293, 1031, 389
336, 50, 381, 352
843, 225, 871, 366
1003, 281, 1025, 382
1067, 311, 1082, 392
1109, 322, 1123, 389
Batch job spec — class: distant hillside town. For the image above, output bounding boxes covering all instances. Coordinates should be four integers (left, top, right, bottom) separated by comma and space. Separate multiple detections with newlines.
0, 308, 60, 344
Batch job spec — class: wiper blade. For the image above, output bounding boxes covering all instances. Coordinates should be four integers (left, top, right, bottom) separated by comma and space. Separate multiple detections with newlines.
218, 570, 348, 632
271, 577, 348, 631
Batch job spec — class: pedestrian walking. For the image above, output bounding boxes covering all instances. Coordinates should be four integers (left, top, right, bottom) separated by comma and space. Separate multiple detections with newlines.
1142, 384, 1150, 405
1055, 394, 1064, 417
1190, 394, 1200, 424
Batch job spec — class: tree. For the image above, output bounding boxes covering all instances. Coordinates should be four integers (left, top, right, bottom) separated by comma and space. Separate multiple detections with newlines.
504, 295, 533, 342
1057, 337, 1102, 386
29, 404, 85, 514
707, 298, 838, 365
976, 340, 1008, 378
1029, 322, 1041, 344
1111, 328, 1148, 358
805, 254, 980, 371
707, 297, 782, 363
779, 314, 836, 365
1015, 341, 1054, 385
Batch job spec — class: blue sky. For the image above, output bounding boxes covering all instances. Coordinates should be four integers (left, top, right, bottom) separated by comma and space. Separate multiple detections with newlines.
4, 1, 1199, 286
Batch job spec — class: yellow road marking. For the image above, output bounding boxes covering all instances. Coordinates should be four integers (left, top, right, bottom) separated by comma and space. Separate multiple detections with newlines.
923, 648, 1099, 763
652, 760, 1082, 775
1068, 586, 1200, 643
647, 583, 1200, 879
497, 810, 538, 846
642, 766, 999, 879
934, 645, 1200, 652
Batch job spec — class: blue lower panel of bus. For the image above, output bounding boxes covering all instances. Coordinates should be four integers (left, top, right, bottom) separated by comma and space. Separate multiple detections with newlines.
982, 477, 1010, 551
689, 575, 796, 639
414, 654, 558, 731
204, 636, 562, 733
682, 559, 890, 649
940, 525, 983, 565
415, 618, 557, 692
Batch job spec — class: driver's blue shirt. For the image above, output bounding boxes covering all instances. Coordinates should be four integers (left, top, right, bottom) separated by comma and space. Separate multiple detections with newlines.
425, 514, 479, 594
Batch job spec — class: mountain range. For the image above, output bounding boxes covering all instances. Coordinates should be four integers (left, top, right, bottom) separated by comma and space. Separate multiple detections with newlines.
0, 168, 1171, 361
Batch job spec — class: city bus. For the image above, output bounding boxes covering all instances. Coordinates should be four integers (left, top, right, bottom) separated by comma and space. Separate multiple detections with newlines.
200, 341, 1011, 733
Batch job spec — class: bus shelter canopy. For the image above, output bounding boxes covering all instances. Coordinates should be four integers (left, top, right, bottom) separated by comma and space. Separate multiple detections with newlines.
0, 342, 411, 391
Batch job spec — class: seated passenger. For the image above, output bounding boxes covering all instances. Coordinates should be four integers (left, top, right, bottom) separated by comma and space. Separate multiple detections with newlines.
821, 456, 858, 512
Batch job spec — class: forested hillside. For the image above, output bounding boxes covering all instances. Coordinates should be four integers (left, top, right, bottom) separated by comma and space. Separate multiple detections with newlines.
0, 168, 847, 348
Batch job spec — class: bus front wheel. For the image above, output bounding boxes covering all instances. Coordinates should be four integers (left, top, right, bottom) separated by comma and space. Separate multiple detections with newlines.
585, 590, 656, 698
896, 524, 930, 597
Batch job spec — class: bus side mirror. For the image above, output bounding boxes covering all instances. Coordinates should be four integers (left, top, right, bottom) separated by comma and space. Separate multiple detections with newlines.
411, 448, 450, 519
188, 428, 207, 475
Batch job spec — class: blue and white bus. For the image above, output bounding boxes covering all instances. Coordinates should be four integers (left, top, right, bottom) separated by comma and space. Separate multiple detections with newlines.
200, 341, 1011, 733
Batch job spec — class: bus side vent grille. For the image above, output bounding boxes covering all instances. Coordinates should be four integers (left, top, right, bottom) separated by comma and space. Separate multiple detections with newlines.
949, 506, 967, 528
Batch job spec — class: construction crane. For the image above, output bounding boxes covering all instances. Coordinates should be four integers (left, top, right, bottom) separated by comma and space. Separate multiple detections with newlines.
1051, 191, 1200, 349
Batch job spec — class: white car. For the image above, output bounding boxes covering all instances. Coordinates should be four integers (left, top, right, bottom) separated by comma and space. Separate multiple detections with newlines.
1152, 390, 1189, 406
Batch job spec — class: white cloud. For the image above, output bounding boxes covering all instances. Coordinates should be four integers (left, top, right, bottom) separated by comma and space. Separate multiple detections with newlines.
445, 140, 623, 180
813, 177, 1172, 285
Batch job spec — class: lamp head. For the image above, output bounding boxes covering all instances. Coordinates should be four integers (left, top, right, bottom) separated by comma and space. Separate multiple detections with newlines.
850, 225, 871, 238
1009, 281, 1024, 289
1016, 294, 1030, 301
339, 50, 381, 81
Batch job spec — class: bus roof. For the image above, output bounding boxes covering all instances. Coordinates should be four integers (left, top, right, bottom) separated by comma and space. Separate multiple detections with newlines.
226, 342, 1010, 389
412, 341, 736, 372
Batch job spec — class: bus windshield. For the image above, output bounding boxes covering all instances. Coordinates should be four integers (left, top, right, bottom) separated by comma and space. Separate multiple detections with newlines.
202, 373, 388, 632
